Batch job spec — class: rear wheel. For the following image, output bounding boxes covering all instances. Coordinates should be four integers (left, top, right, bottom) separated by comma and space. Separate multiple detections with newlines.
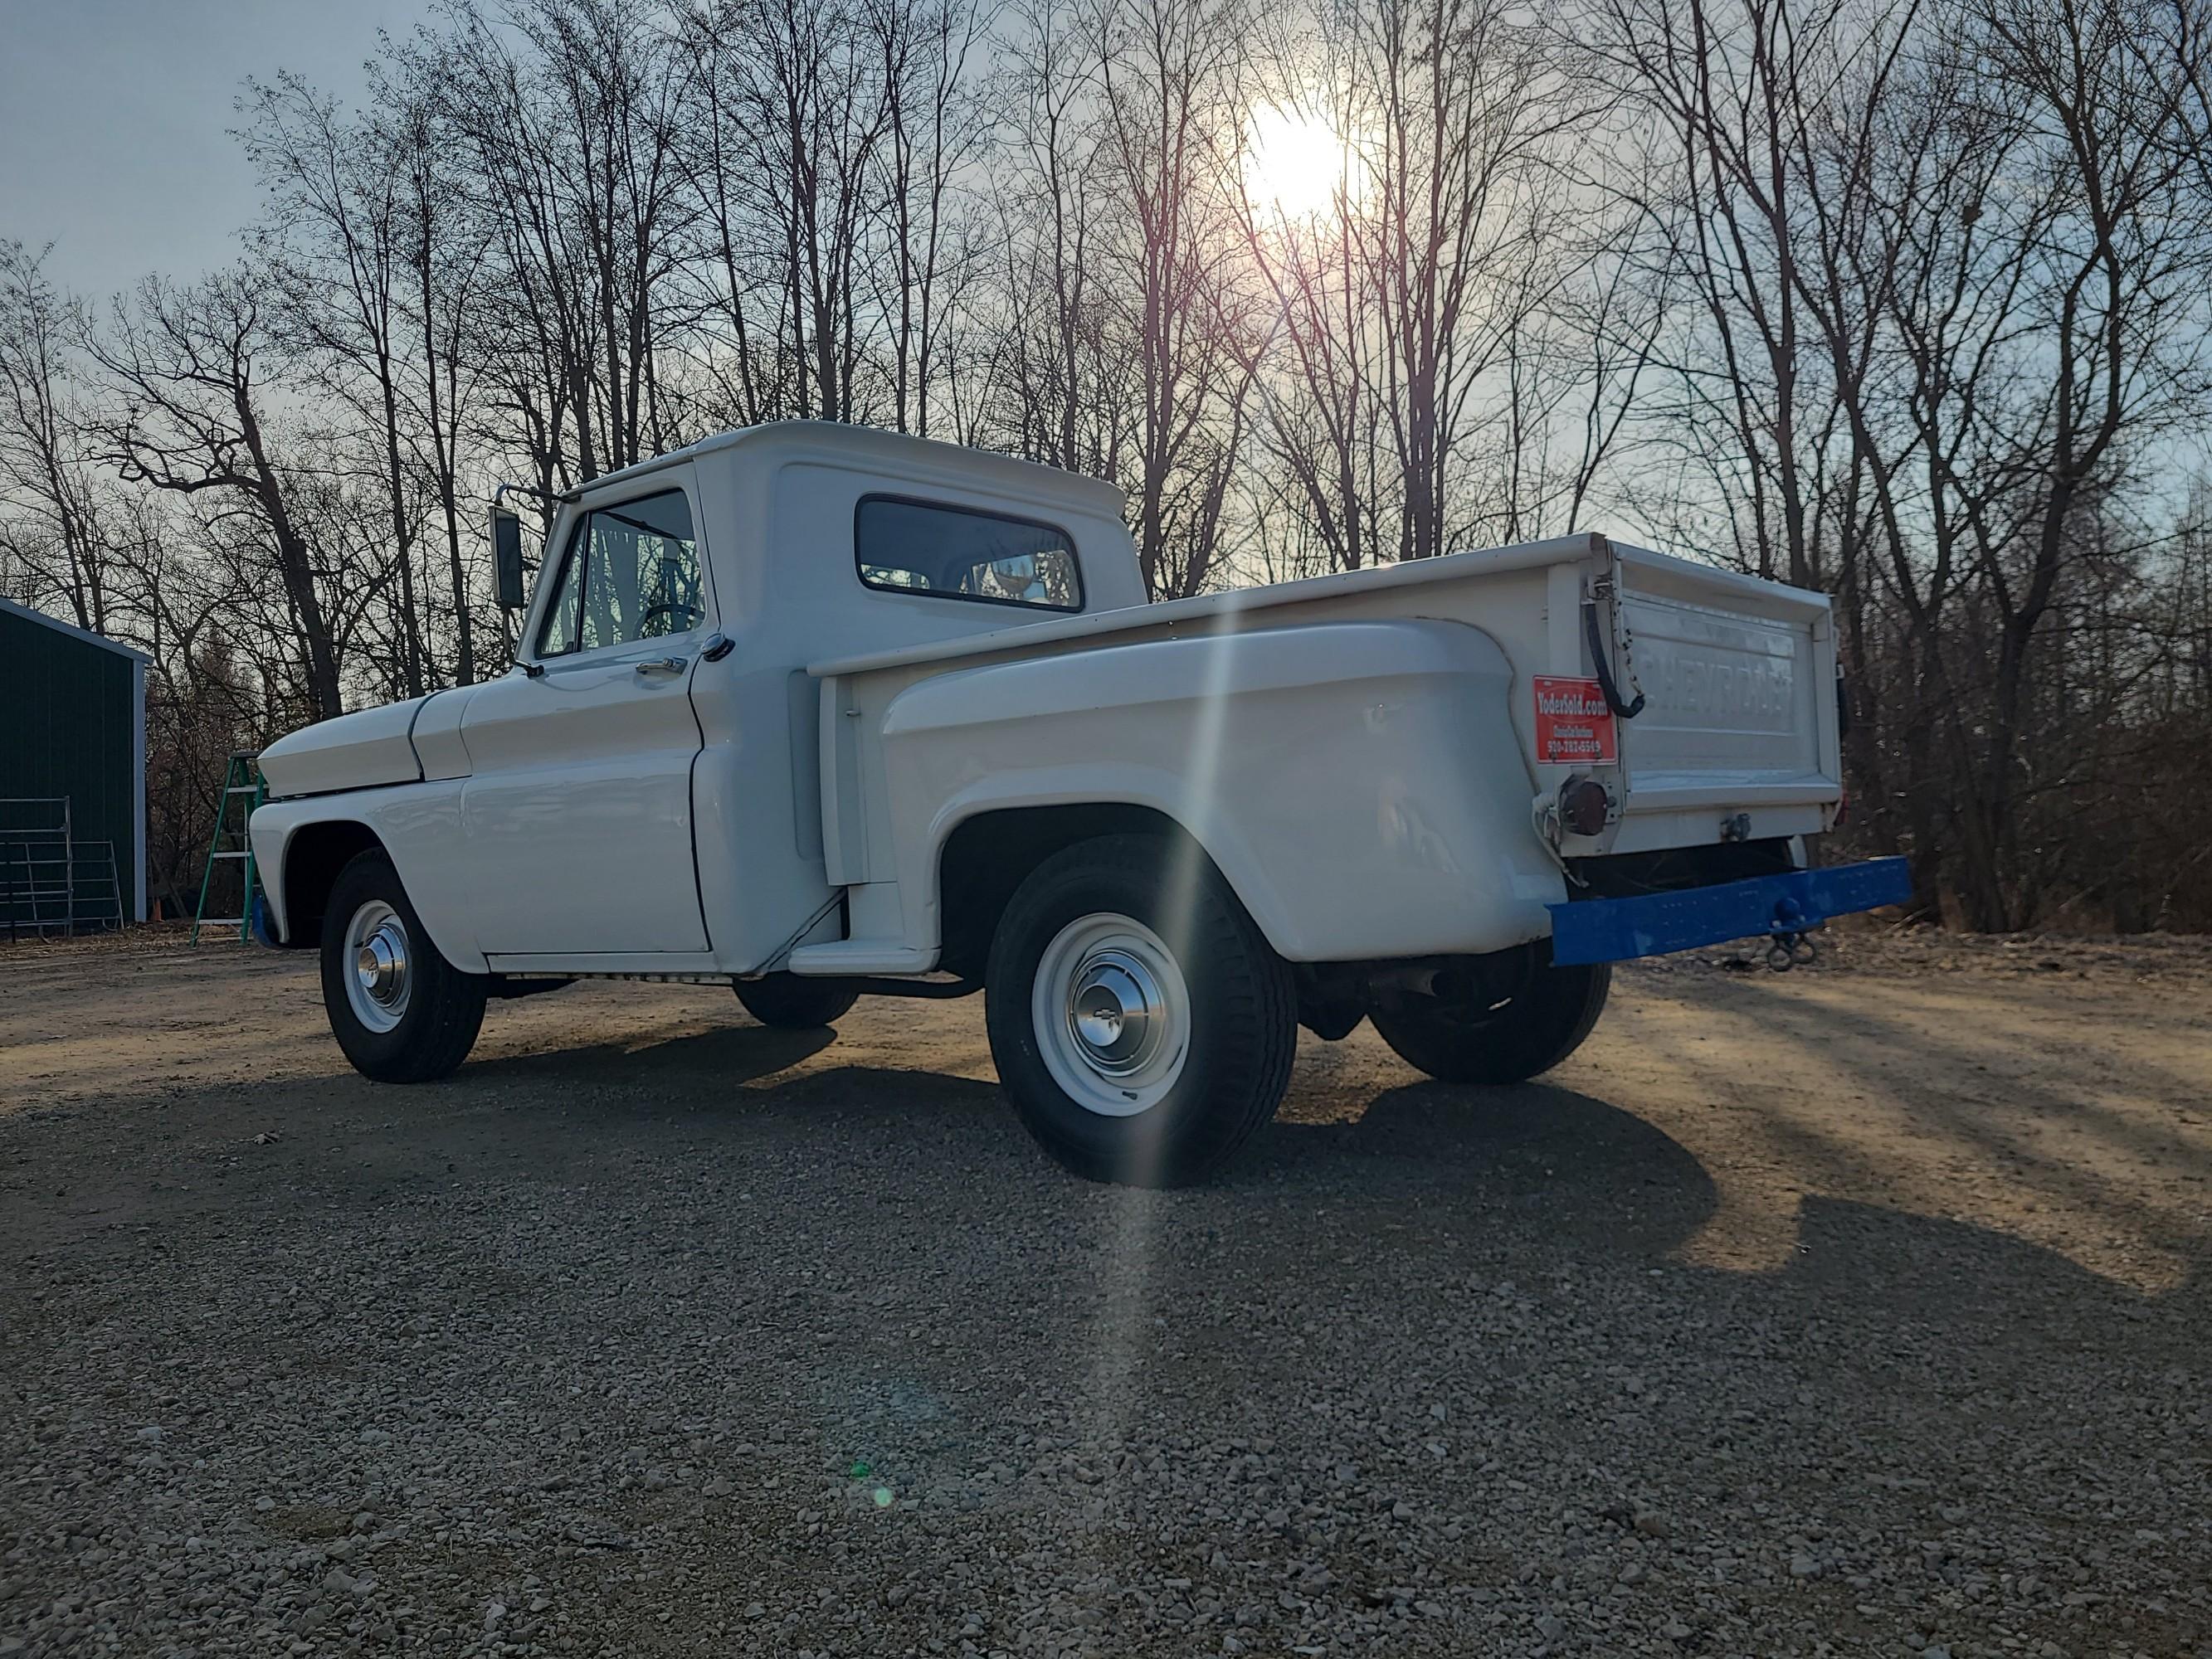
1370, 961, 1610, 1084
320, 849, 486, 1082
733, 974, 859, 1029
985, 835, 1295, 1186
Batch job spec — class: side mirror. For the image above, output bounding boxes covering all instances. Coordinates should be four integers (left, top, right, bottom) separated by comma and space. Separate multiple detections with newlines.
492, 504, 528, 611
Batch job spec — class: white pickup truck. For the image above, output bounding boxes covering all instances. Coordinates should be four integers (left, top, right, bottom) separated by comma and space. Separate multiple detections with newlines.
251, 421, 1904, 1184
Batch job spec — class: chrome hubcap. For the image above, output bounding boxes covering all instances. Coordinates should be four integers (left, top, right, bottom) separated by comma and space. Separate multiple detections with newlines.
1032, 913, 1189, 1117
357, 928, 407, 1005
343, 900, 411, 1033
1068, 949, 1168, 1076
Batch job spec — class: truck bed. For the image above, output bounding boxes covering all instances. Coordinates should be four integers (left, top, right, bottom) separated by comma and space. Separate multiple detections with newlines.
797, 532, 1844, 976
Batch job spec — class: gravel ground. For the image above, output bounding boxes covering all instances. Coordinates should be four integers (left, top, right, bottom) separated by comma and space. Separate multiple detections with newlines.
2, 931, 2209, 1658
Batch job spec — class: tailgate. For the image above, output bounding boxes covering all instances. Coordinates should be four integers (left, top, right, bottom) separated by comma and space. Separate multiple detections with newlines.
1609, 545, 1838, 808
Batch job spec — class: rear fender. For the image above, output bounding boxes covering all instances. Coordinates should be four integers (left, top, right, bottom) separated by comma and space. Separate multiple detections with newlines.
877, 619, 1566, 963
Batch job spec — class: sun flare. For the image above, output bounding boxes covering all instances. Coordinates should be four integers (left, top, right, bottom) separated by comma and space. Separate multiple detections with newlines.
1243, 104, 1351, 220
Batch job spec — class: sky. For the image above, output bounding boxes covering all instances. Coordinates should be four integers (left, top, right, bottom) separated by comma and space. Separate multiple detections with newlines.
0, 0, 436, 304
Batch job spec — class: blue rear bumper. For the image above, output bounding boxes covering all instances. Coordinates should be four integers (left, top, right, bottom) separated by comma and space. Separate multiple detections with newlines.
1547, 856, 1911, 966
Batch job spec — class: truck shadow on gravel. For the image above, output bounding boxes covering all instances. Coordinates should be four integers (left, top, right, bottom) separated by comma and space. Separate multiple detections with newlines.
470, 1042, 1728, 1258
453, 1031, 1724, 1260
1249, 1079, 1721, 1248
561, 1047, 2208, 1331
1777, 1191, 2207, 1333
514, 1034, 2192, 1362
456, 1034, 2195, 1325
457, 1020, 837, 1087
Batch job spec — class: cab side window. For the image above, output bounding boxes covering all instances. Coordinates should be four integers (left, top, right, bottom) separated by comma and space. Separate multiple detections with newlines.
536, 489, 704, 659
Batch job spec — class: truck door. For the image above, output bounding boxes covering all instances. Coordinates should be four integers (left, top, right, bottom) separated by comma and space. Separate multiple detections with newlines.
457, 482, 712, 956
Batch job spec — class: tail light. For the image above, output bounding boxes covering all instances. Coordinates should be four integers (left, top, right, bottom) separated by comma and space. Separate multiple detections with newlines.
1559, 776, 1612, 838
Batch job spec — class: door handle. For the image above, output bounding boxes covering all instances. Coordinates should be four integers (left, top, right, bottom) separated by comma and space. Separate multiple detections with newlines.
635, 655, 689, 679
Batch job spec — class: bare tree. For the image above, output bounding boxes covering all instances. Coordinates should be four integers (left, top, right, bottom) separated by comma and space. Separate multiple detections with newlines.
1242, 0, 1585, 577
992, 0, 1119, 475
870, 0, 992, 436
380, 48, 498, 686
88, 269, 345, 719
444, 0, 694, 487
686, 0, 892, 425
1091, 0, 1262, 596
240, 71, 436, 694
0, 242, 132, 631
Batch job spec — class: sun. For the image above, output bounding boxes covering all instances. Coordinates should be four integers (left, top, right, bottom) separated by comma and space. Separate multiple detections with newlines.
1242, 104, 1352, 221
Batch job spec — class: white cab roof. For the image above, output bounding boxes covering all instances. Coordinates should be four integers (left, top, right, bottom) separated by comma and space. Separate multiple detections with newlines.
575, 421, 1128, 520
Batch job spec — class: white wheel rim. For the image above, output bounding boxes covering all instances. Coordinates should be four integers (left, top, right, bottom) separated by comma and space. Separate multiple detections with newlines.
1031, 912, 1190, 1117
343, 899, 412, 1034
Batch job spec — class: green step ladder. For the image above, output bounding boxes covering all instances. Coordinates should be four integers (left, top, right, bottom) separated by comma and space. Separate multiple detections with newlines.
192, 751, 266, 944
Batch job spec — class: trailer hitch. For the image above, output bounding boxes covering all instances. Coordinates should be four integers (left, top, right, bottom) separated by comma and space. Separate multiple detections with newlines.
1764, 898, 1820, 971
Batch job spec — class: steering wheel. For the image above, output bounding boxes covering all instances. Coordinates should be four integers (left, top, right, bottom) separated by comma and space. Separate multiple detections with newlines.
640, 600, 701, 636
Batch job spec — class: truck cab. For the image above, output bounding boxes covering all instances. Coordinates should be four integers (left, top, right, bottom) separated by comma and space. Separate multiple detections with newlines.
252, 421, 1904, 1185
256, 422, 1142, 977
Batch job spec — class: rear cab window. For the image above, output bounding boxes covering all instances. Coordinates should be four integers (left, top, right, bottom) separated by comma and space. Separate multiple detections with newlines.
855, 495, 1083, 613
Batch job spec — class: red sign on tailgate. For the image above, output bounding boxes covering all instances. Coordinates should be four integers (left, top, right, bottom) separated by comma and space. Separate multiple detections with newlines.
1532, 675, 1617, 764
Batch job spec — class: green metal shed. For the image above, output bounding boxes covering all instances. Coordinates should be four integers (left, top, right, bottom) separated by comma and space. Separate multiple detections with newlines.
1, 595, 148, 925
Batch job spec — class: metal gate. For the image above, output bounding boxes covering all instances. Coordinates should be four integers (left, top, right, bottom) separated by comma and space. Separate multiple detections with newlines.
0, 796, 124, 941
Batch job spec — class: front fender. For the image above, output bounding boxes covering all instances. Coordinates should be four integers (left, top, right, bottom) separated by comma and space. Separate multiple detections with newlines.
249, 781, 485, 972
877, 619, 1566, 962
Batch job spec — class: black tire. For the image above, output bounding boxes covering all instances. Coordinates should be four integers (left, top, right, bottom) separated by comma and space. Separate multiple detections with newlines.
319, 849, 486, 1082
1369, 961, 1610, 1084
733, 974, 859, 1029
984, 834, 1296, 1187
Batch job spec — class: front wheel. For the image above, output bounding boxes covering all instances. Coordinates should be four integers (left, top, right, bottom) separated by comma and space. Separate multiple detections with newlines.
985, 835, 1296, 1187
320, 850, 487, 1082
1369, 961, 1610, 1084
